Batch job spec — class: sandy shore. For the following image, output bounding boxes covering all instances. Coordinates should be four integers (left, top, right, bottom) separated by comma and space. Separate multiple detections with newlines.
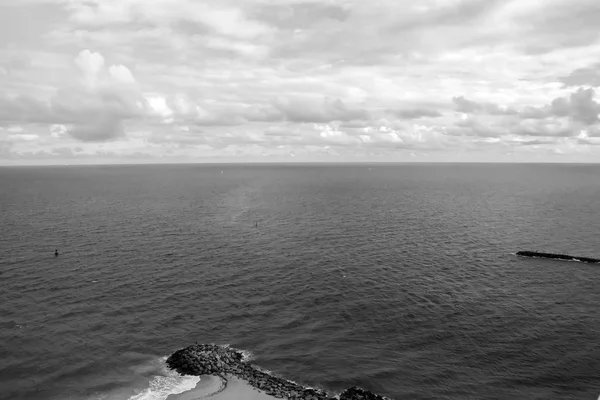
166, 375, 279, 400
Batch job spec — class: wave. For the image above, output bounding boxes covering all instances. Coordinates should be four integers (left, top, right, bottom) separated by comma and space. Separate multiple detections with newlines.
221, 344, 254, 362
126, 357, 201, 400
82, 357, 202, 400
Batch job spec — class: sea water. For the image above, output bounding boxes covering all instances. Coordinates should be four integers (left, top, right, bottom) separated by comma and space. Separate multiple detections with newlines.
1, 163, 599, 400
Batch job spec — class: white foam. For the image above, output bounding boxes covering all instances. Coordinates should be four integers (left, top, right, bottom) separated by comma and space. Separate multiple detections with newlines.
252, 365, 272, 375
221, 345, 254, 362
126, 357, 200, 400
239, 349, 254, 362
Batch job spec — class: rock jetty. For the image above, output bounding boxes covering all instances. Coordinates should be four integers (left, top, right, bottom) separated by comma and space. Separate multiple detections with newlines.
516, 250, 600, 264
166, 343, 393, 400
339, 386, 388, 400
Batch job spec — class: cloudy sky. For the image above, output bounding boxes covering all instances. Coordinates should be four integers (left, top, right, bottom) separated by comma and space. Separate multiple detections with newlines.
1, 0, 600, 165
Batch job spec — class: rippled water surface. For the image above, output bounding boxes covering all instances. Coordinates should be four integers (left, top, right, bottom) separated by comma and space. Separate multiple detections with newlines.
1, 163, 599, 400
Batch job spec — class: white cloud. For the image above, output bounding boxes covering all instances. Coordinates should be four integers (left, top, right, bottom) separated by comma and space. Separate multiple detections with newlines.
74, 49, 105, 89
145, 94, 173, 119
9, 133, 39, 141
1, 0, 600, 163
109, 65, 136, 84
7, 126, 24, 133
49, 124, 67, 138
59, 0, 273, 38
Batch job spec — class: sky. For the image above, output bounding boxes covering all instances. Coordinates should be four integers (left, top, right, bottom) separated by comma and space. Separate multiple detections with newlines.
1, 0, 600, 165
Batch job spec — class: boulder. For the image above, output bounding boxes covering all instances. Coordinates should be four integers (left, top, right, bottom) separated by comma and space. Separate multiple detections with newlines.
167, 343, 393, 400
339, 386, 387, 400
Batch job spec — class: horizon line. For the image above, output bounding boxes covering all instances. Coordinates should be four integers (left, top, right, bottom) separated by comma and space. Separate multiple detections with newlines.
2, 160, 600, 168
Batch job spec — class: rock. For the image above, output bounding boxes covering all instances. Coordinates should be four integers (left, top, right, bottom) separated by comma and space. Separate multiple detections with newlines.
339, 386, 388, 400
166, 343, 394, 400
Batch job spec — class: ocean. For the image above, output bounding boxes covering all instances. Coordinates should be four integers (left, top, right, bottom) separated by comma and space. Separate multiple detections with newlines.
1, 163, 599, 400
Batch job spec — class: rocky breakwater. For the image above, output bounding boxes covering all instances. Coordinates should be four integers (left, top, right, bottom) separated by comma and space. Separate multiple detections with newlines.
516, 250, 600, 264
166, 343, 393, 400
339, 386, 388, 400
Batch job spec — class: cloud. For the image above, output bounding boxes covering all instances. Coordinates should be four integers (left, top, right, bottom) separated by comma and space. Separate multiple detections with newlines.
3, 0, 600, 163
0, 93, 51, 126
0, 51, 31, 73
514, 138, 557, 146
514, 117, 573, 138
510, 0, 600, 55
452, 96, 517, 115
558, 63, 600, 88
8, 133, 39, 141
449, 88, 600, 141
446, 117, 507, 138
51, 87, 142, 123
387, 108, 443, 119
519, 88, 600, 125
109, 64, 136, 84
0, 49, 144, 142
0, 138, 13, 156
67, 114, 125, 142
75, 49, 105, 88
60, 0, 273, 39
251, 2, 351, 30
386, 0, 506, 33
272, 97, 370, 123
50, 124, 67, 138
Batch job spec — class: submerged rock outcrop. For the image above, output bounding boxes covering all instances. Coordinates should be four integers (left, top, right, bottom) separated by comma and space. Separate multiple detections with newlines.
516, 250, 600, 264
166, 343, 393, 400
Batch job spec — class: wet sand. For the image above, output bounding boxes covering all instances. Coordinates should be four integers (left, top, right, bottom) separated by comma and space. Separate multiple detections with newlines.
166, 375, 279, 400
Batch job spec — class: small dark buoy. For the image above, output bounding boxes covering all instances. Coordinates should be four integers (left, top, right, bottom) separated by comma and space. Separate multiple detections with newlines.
54, 249, 59, 257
